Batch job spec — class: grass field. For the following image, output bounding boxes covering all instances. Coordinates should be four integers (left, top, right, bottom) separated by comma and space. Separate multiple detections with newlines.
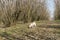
0, 21, 60, 40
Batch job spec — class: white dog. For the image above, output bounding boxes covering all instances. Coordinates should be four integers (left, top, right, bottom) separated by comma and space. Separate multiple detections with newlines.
29, 22, 36, 28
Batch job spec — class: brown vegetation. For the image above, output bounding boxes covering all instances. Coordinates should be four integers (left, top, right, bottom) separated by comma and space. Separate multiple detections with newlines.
54, 0, 60, 20
0, 0, 49, 27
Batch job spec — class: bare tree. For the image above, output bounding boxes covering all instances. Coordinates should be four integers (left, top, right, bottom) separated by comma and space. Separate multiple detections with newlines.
0, 0, 49, 27
54, 0, 60, 20
18, 0, 49, 22
0, 0, 21, 27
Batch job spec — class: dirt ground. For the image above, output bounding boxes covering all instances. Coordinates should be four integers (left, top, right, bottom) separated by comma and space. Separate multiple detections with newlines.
0, 21, 60, 40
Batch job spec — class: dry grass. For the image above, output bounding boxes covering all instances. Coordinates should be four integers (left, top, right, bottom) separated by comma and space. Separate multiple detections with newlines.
0, 21, 60, 40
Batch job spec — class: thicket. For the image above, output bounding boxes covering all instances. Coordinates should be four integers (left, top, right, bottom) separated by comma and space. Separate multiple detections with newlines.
0, 0, 49, 27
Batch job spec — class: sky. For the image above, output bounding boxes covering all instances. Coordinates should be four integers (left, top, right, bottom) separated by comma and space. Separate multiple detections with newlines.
46, 0, 55, 20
